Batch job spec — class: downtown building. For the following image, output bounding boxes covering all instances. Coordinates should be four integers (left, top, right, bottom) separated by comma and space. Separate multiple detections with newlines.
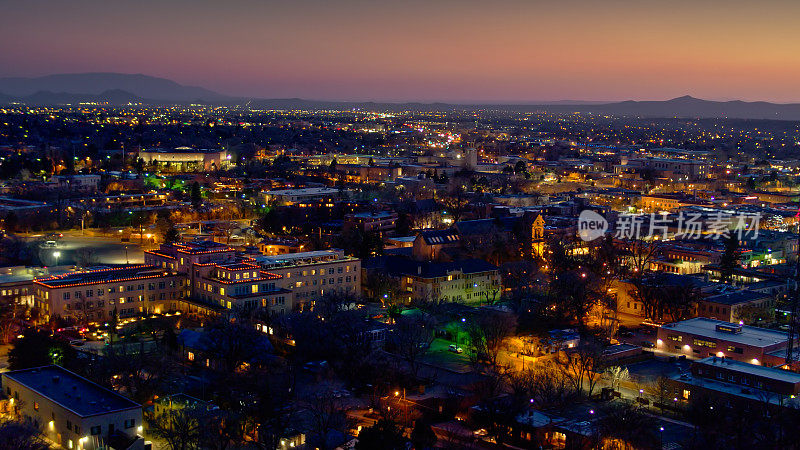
33, 265, 186, 322
248, 249, 361, 310
656, 317, 791, 365
144, 241, 292, 316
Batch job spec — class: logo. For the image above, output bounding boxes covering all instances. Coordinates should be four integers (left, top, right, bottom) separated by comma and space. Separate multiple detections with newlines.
578, 210, 608, 241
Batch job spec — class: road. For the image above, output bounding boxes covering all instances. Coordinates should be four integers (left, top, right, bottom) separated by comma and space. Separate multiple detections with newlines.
23, 230, 145, 266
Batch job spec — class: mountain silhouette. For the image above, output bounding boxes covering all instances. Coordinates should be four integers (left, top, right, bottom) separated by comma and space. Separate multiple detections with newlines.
0, 73, 229, 102
2, 73, 800, 120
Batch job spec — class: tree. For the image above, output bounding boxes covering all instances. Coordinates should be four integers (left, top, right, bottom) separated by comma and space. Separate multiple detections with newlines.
440, 185, 470, 224
596, 402, 658, 449
156, 217, 180, 243
305, 388, 349, 449
190, 181, 202, 209
134, 157, 146, 174
3, 211, 18, 233
149, 404, 203, 450
356, 418, 406, 450
0, 419, 50, 450
8, 329, 75, 370
719, 234, 740, 283
411, 419, 437, 449
555, 337, 605, 397
509, 362, 579, 411
199, 320, 271, 373
603, 365, 630, 391
389, 315, 436, 379
465, 310, 517, 366
647, 375, 672, 413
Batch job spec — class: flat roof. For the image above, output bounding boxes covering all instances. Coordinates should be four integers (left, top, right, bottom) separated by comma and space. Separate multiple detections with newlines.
660, 318, 788, 348
703, 290, 770, 306
2, 365, 140, 417
264, 187, 340, 196
34, 265, 173, 288
695, 357, 800, 384
253, 249, 351, 265
671, 373, 800, 407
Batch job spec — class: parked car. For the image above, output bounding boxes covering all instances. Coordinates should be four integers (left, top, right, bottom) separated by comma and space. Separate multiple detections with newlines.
448, 344, 463, 353
641, 340, 656, 348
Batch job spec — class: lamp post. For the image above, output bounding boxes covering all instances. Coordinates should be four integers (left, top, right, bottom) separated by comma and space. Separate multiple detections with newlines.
659, 426, 664, 449
53, 251, 61, 266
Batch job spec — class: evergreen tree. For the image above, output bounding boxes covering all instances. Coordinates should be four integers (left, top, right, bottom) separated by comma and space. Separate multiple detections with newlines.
719, 234, 740, 283
191, 182, 203, 209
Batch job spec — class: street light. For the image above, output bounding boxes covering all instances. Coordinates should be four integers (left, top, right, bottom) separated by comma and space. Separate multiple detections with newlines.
659, 426, 664, 449
53, 251, 61, 266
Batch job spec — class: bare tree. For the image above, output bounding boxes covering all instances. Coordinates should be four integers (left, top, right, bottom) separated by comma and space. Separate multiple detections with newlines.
555, 338, 605, 397
303, 388, 348, 449
0, 419, 50, 450
465, 310, 517, 367
149, 405, 203, 450
389, 314, 436, 380
603, 365, 630, 392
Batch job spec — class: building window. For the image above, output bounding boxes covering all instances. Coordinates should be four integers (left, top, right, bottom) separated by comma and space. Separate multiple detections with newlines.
124, 419, 135, 429
91, 426, 101, 435
693, 339, 716, 348
33, 402, 39, 411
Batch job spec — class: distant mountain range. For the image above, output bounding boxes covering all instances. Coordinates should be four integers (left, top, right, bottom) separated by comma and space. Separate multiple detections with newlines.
2, 72, 800, 120
0, 73, 229, 102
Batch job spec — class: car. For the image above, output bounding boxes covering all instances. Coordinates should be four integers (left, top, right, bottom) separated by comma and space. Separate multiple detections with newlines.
333, 389, 351, 398
448, 344, 463, 353
641, 341, 656, 348
69, 339, 86, 347
619, 331, 634, 338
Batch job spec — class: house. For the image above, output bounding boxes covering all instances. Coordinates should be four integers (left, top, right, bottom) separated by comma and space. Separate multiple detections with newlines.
1, 365, 144, 450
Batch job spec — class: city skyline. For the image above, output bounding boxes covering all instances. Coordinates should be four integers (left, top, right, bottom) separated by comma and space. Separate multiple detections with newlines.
2, 0, 800, 103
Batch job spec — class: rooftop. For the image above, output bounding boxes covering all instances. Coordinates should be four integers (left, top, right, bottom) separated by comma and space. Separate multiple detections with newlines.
418, 229, 460, 245
2, 365, 140, 417
379, 255, 498, 278
264, 187, 340, 196
660, 317, 788, 348
695, 356, 800, 384
252, 249, 353, 267
703, 289, 771, 306
34, 265, 173, 288
173, 241, 234, 255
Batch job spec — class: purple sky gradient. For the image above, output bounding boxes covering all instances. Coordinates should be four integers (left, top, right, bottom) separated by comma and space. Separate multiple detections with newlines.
2, 0, 799, 102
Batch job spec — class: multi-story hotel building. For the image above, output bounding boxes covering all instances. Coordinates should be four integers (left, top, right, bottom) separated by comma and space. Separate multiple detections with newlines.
145, 241, 291, 315
33, 265, 185, 322
2, 365, 144, 450
249, 250, 361, 310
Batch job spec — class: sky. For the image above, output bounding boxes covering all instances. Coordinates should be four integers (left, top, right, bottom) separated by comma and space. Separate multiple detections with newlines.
1, 0, 800, 103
